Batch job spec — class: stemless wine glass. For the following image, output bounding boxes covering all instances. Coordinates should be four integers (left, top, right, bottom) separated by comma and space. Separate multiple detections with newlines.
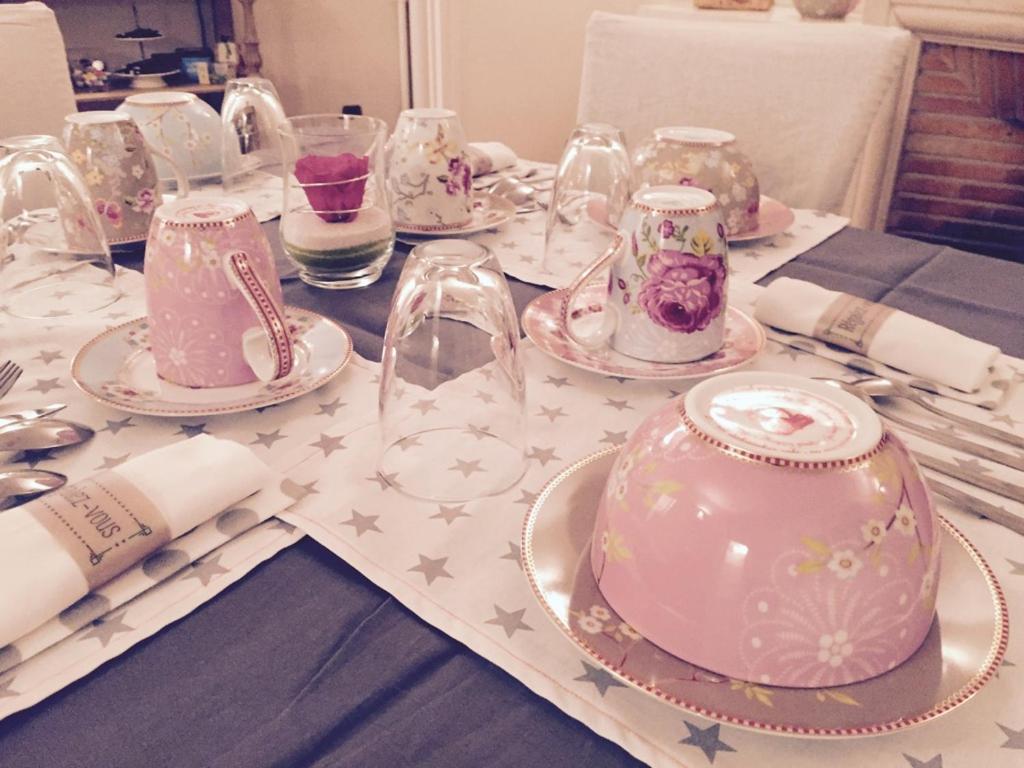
0, 148, 118, 319
221, 76, 288, 190
278, 114, 395, 289
543, 123, 631, 281
379, 240, 527, 503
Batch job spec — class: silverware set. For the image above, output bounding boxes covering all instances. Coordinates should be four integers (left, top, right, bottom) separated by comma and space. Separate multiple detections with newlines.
0, 365, 89, 509
819, 377, 1024, 534
0, 360, 23, 400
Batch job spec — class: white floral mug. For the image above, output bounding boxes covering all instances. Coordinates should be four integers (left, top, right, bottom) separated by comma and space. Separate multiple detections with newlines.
385, 108, 473, 230
562, 185, 729, 364
63, 112, 189, 245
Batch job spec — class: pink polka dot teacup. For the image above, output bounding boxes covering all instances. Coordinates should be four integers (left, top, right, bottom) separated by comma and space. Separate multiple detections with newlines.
144, 198, 293, 388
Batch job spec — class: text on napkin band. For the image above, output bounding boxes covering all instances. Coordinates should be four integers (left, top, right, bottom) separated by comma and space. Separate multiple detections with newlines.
813, 293, 895, 355
26, 472, 171, 590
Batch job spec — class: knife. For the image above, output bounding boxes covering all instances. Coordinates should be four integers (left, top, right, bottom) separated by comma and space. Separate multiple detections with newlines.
0, 403, 67, 429
878, 406, 1024, 473
918, 454, 1024, 505
928, 478, 1024, 536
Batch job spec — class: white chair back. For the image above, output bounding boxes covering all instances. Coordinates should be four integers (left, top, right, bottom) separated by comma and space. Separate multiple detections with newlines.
0, 2, 76, 140
578, 12, 914, 227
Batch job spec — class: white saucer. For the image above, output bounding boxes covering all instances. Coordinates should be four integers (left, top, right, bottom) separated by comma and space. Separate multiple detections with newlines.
394, 193, 516, 237
523, 449, 1008, 738
522, 285, 765, 381
71, 307, 352, 417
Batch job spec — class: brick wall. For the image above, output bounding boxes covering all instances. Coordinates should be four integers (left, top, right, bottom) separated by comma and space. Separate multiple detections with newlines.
886, 42, 1024, 262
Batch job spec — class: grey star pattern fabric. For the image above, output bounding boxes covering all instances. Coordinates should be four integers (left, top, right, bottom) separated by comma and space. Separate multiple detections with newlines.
431, 505, 470, 525
78, 611, 133, 648
101, 417, 135, 435
485, 605, 533, 638
182, 554, 230, 587
341, 510, 381, 537
998, 723, 1024, 750
679, 721, 736, 764
310, 433, 346, 457
904, 754, 943, 768
408, 555, 453, 586
574, 661, 627, 697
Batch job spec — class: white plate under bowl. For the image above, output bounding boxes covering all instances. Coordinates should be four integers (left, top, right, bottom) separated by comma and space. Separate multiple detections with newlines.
72, 306, 352, 417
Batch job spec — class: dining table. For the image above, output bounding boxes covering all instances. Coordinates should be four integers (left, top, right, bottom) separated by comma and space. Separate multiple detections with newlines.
0, 210, 1021, 768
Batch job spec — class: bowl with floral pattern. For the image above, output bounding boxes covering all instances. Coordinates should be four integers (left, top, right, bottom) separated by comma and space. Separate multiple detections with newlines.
116, 91, 222, 183
590, 371, 940, 688
631, 127, 760, 237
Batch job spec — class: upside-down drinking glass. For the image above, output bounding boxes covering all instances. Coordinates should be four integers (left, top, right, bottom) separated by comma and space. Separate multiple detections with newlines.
221, 76, 288, 190
0, 147, 118, 319
379, 239, 527, 503
543, 123, 631, 281
278, 114, 395, 289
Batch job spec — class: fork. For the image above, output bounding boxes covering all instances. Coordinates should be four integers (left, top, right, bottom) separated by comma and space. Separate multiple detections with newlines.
0, 361, 22, 400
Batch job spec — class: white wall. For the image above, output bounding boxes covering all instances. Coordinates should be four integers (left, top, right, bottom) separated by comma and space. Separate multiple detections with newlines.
439, 0, 643, 162
232, 0, 406, 129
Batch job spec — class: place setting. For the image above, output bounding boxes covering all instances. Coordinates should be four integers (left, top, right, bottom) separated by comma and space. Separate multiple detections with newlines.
522, 373, 1008, 737
523, 184, 766, 381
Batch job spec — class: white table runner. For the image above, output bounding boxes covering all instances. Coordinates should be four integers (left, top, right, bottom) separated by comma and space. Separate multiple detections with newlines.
281, 323, 1023, 767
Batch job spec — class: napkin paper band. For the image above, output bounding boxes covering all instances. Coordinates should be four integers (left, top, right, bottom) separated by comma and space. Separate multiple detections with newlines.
813, 292, 896, 355
26, 471, 170, 590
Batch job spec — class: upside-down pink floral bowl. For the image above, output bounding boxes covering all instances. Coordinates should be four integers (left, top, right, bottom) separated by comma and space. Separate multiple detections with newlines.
589, 371, 940, 688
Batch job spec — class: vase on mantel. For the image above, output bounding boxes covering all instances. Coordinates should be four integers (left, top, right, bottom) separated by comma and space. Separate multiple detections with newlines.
793, 0, 858, 19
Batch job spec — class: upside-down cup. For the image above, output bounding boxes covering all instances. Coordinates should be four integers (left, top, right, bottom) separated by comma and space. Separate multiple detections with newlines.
590, 371, 940, 688
631, 127, 759, 236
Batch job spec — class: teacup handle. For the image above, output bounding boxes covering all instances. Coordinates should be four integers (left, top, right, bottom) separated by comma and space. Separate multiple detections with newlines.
560, 233, 623, 349
223, 250, 294, 381
141, 138, 191, 198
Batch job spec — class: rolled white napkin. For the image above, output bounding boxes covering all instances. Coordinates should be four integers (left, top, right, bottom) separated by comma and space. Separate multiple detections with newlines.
755, 277, 1001, 393
0, 435, 269, 647
467, 142, 518, 176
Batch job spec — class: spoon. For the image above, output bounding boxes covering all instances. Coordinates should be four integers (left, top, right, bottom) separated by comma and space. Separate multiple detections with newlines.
490, 176, 542, 208
0, 419, 95, 452
0, 403, 67, 429
0, 469, 67, 511
848, 376, 1024, 450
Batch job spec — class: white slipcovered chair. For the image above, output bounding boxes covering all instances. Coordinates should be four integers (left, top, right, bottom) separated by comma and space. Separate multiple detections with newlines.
577, 11, 916, 229
0, 2, 77, 140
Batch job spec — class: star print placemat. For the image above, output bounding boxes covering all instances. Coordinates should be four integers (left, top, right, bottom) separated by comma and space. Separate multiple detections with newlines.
281, 335, 1023, 768
464, 184, 848, 292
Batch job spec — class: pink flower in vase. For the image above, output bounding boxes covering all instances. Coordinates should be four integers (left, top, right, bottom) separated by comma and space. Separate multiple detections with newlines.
658, 220, 675, 238
295, 152, 369, 223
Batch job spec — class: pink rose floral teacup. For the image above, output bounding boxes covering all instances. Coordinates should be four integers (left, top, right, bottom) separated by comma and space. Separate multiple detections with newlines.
144, 197, 293, 388
63, 111, 190, 245
562, 185, 728, 363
